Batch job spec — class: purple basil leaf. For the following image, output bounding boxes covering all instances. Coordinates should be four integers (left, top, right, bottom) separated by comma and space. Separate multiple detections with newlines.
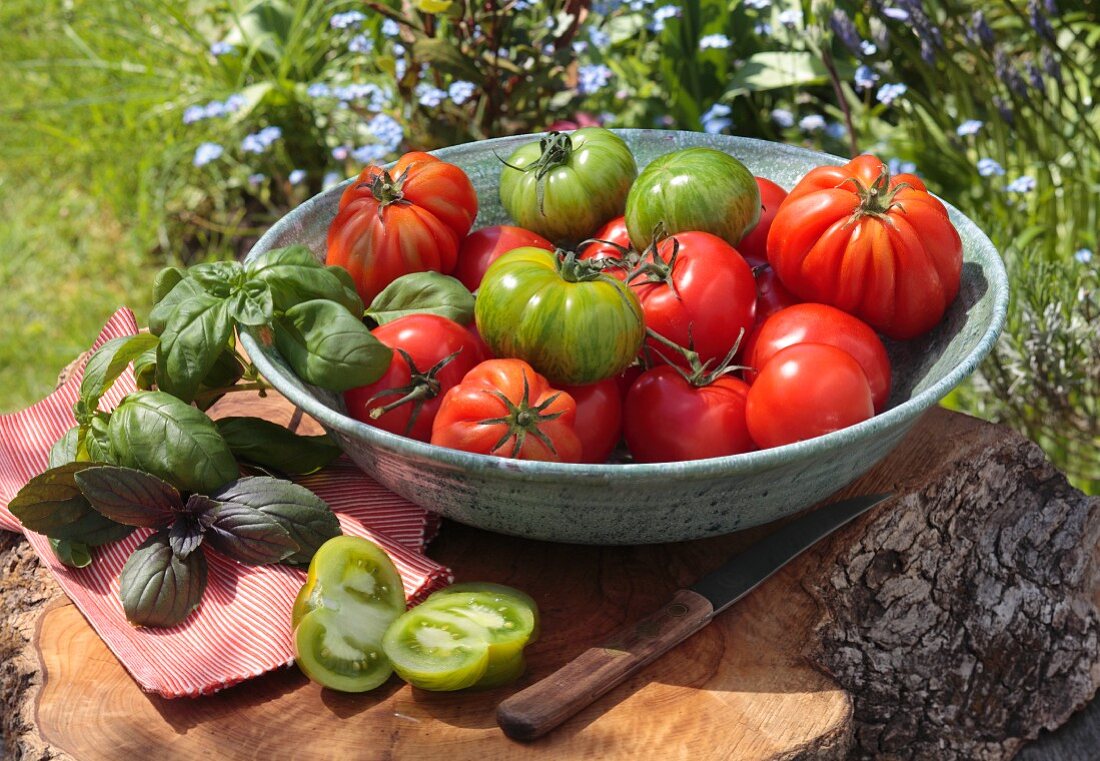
204, 502, 298, 565
74, 465, 182, 528
118, 532, 207, 628
169, 516, 205, 559
183, 493, 223, 528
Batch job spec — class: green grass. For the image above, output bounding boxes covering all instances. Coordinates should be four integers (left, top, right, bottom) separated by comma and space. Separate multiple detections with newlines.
0, 173, 156, 412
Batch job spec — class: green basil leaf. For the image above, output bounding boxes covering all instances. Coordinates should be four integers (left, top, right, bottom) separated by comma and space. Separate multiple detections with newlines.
190, 260, 244, 298
274, 300, 392, 392
228, 279, 274, 327
108, 391, 239, 494
133, 346, 157, 390
210, 476, 340, 565
50, 538, 93, 569
75, 465, 182, 528
118, 532, 207, 628
326, 265, 366, 315
81, 334, 161, 409
149, 277, 205, 336
9, 463, 99, 534
85, 415, 115, 464
48, 427, 83, 468
246, 245, 363, 315
155, 294, 233, 403
152, 267, 187, 305
169, 516, 205, 559
192, 349, 247, 411
203, 501, 298, 565
364, 271, 475, 326
214, 417, 341, 476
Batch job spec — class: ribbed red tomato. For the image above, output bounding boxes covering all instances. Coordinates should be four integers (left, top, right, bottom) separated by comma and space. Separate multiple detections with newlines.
431, 359, 582, 462
560, 378, 622, 463
767, 154, 961, 340
737, 177, 788, 267
344, 315, 486, 442
742, 303, 891, 412
327, 152, 478, 303
454, 225, 553, 292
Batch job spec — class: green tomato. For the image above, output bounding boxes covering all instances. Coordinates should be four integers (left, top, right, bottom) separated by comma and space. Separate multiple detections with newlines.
475, 247, 645, 385
625, 147, 761, 251
499, 128, 637, 244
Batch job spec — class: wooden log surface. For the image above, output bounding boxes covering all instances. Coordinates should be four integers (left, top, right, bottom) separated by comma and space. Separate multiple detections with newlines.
2, 403, 1098, 760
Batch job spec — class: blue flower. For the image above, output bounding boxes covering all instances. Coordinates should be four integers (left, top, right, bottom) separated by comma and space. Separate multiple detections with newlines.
395, 59, 408, 79
825, 121, 846, 140
415, 83, 448, 107
701, 103, 733, 134
352, 144, 390, 164
349, 34, 373, 54
192, 142, 223, 167
882, 7, 910, 20
248, 173, 265, 186
241, 126, 282, 154
770, 108, 794, 128
367, 113, 404, 150
754, 22, 772, 36
1005, 175, 1036, 193
590, 28, 610, 48
854, 65, 879, 90
332, 146, 350, 161
699, 33, 731, 50
330, 11, 366, 30
652, 5, 680, 32
577, 64, 613, 94
209, 41, 233, 56
182, 105, 206, 124
514, 0, 533, 8
777, 9, 802, 27
860, 40, 878, 56
956, 119, 983, 137
448, 80, 477, 105
307, 83, 331, 98
799, 114, 826, 132
977, 158, 1005, 177
288, 169, 306, 185
876, 82, 907, 105
1074, 247, 1092, 263
572, 40, 588, 54
203, 100, 228, 119
830, 10, 861, 55
888, 158, 917, 175
323, 171, 342, 189
744, 0, 770, 8
393, 43, 406, 57
224, 93, 246, 113
381, 18, 400, 37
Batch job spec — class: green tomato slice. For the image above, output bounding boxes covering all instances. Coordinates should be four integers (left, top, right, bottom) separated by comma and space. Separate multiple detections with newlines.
292, 535, 406, 628
383, 607, 491, 691
427, 584, 540, 646
472, 652, 527, 690
294, 606, 395, 692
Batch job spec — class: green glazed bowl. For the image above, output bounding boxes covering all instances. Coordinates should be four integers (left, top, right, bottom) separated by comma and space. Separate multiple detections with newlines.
241, 130, 1009, 545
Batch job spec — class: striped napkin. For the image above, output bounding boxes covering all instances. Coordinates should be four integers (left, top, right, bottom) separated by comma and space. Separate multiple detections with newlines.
0, 309, 452, 698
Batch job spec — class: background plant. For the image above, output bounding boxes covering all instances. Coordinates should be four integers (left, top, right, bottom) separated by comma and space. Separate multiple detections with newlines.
1, 0, 1095, 491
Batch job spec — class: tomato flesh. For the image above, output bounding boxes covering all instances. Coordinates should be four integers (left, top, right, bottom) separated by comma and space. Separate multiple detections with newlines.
295, 607, 394, 692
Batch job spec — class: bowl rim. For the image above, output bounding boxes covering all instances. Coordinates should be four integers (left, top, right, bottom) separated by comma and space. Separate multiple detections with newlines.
241, 129, 1010, 484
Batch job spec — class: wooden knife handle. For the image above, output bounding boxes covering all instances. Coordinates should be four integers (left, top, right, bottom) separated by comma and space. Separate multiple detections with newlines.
496, 589, 715, 741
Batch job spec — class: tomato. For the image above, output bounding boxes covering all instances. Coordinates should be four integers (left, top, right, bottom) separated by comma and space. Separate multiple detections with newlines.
767, 154, 962, 340
464, 322, 493, 360
742, 304, 891, 412
625, 147, 760, 251
475, 247, 645, 384
382, 589, 537, 691
327, 151, 478, 302
560, 378, 622, 463
344, 315, 486, 442
745, 343, 874, 449
753, 265, 800, 325
499, 128, 637, 244
630, 232, 756, 366
578, 215, 634, 280
292, 536, 406, 692
737, 177, 788, 267
623, 367, 754, 463
431, 359, 582, 462
615, 363, 645, 399
454, 225, 554, 292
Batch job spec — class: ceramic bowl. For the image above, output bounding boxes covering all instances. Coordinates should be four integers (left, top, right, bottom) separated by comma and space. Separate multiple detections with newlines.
241, 129, 1009, 545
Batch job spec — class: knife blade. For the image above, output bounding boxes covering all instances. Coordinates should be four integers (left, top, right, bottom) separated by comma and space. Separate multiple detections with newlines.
496, 493, 892, 742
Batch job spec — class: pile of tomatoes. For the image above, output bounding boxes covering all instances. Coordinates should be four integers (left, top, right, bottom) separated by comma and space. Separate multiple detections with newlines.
327, 128, 963, 464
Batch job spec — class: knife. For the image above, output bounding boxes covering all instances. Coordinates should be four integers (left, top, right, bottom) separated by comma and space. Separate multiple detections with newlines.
496, 492, 891, 741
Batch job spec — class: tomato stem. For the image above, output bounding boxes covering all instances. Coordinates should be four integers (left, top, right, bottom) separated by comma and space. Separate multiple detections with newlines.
481, 371, 565, 457
841, 168, 912, 225
645, 328, 749, 388
625, 236, 681, 299
556, 248, 607, 283
498, 131, 574, 217
366, 348, 461, 435
358, 166, 413, 221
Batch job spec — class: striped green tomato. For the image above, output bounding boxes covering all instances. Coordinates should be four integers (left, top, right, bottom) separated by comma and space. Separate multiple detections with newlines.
474, 247, 645, 385
498, 128, 637, 245
625, 147, 761, 251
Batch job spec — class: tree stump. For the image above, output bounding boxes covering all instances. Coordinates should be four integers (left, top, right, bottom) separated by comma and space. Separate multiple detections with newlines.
2, 407, 1097, 760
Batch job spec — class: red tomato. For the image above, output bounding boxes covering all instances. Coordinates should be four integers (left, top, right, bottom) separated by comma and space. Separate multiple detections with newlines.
327, 152, 478, 302
454, 225, 554, 292
742, 303, 891, 411
745, 343, 874, 449
630, 231, 756, 366
615, 363, 644, 399
344, 315, 486, 442
767, 154, 962, 340
753, 265, 800, 325
623, 367, 754, 463
737, 177, 788, 267
431, 359, 582, 462
579, 215, 633, 280
464, 322, 493, 360
560, 378, 622, 463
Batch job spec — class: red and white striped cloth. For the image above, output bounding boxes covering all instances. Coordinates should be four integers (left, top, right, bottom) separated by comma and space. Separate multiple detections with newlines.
0, 309, 452, 698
